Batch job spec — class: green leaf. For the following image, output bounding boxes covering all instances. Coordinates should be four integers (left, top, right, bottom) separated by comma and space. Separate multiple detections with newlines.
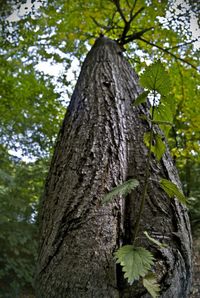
140, 61, 171, 96
154, 102, 173, 122
143, 273, 160, 298
133, 91, 149, 106
114, 245, 154, 285
160, 179, 187, 204
143, 131, 151, 148
154, 96, 174, 136
144, 231, 167, 248
153, 134, 166, 161
102, 179, 139, 204
144, 132, 166, 161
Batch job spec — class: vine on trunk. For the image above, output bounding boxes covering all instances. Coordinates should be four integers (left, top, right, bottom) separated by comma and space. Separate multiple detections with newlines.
103, 60, 187, 298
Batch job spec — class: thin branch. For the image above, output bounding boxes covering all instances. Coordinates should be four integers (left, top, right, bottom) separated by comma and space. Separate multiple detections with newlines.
112, 0, 131, 44
133, 0, 138, 8
121, 27, 154, 44
165, 39, 198, 50
125, 0, 131, 8
90, 14, 124, 35
138, 37, 198, 70
108, 9, 119, 28
133, 93, 156, 244
112, 0, 146, 45
130, 6, 145, 22
90, 16, 113, 32
131, 0, 138, 14
112, 0, 127, 23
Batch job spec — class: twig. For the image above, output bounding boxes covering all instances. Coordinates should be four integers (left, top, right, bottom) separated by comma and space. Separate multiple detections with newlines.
165, 39, 198, 50
121, 27, 154, 44
112, 0, 131, 44
112, 0, 147, 45
130, 7, 145, 22
130, 0, 138, 17
138, 37, 198, 70
133, 92, 156, 244
90, 16, 113, 32
112, 0, 127, 23
125, 0, 131, 8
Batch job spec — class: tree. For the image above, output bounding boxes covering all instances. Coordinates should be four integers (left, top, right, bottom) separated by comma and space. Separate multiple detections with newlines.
37, 36, 192, 297
1, 0, 199, 296
0, 146, 48, 297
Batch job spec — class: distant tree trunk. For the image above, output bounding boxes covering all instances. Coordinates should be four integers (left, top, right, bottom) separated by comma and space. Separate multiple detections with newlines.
36, 36, 192, 298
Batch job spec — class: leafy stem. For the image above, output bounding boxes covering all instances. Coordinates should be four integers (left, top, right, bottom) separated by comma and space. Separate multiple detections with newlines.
103, 61, 187, 297
133, 92, 156, 244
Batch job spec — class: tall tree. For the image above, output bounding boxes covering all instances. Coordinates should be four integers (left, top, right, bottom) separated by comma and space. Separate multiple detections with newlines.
1, 0, 199, 296
37, 36, 192, 297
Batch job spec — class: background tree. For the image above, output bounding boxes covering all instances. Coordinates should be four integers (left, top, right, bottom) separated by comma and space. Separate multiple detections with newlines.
0, 0, 199, 296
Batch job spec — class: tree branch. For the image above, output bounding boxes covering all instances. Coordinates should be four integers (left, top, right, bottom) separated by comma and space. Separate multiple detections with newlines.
138, 37, 198, 70
111, 0, 146, 46
130, 0, 138, 16
90, 16, 113, 32
125, 0, 131, 8
112, 0, 131, 44
130, 6, 145, 22
112, 0, 127, 23
165, 39, 198, 50
121, 27, 154, 44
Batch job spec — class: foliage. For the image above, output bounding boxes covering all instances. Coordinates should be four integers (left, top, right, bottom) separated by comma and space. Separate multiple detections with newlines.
139, 60, 175, 137
0, 57, 65, 158
0, 146, 49, 296
139, 60, 174, 158
102, 179, 139, 204
143, 273, 160, 298
104, 60, 188, 296
1, 0, 199, 159
179, 162, 200, 236
140, 60, 171, 96
189, 194, 200, 237
115, 245, 154, 284
154, 98, 174, 137
144, 132, 166, 161
160, 178, 187, 204
133, 90, 149, 106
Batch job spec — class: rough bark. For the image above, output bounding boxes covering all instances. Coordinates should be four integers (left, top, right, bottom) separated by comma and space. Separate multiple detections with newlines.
190, 238, 200, 297
37, 36, 192, 298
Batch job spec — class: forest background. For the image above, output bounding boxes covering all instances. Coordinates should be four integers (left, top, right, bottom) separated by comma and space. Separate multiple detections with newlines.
0, 0, 199, 297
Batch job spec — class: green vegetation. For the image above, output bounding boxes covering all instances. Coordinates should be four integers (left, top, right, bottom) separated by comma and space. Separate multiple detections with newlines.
104, 61, 187, 296
0, 147, 48, 297
0, 0, 199, 295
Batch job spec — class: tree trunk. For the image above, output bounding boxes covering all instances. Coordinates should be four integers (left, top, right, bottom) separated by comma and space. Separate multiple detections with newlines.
37, 36, 192, 298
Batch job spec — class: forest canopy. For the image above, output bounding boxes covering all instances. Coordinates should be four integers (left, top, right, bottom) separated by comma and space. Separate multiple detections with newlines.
0, 0, 199, 296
